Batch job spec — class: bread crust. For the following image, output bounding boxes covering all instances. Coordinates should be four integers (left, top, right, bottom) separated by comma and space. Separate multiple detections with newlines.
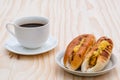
81, 36, 113, 72
63, 34, 96, 70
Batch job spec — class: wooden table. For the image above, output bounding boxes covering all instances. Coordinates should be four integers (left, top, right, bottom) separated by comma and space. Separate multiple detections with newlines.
0, 0, 120, 80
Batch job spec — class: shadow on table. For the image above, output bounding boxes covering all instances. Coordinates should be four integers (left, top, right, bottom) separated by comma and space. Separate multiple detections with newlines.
4, 49, 56, 60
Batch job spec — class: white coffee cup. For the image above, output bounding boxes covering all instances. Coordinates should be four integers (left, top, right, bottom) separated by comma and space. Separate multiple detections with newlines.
6, 16, 49, 49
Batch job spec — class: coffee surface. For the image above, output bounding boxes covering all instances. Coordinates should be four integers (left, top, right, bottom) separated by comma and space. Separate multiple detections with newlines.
20, 23, 45, 27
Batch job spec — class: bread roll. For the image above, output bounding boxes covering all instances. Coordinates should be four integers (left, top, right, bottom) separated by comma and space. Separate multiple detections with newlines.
81, 36, 113, 72
63, 34, 96, 70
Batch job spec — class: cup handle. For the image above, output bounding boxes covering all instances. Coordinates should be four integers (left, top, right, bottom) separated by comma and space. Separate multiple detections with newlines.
6, 23, 16, 37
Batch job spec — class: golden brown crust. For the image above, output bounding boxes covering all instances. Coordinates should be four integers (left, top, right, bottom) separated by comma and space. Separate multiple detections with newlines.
81, 36, 113, 72
63, 34, 96, 70
95, 37, 113, 60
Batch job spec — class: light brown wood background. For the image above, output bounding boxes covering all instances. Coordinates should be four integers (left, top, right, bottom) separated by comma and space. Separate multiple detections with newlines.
0, 0, 120, 80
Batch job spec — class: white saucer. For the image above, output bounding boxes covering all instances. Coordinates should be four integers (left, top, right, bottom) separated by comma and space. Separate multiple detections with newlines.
4, 36, 58, 55
55, 50, 117, 76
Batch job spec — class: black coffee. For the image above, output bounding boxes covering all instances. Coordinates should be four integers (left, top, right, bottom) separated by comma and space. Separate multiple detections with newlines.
20, 23, 45, 27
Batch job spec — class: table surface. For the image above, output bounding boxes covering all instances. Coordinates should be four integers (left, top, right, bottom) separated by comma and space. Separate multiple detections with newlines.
0, 0, 120, 80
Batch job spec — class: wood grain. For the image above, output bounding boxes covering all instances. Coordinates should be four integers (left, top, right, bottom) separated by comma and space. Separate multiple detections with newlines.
0, 0, 120, 80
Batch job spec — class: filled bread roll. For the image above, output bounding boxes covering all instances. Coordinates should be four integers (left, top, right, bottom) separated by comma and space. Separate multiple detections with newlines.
81, 36, 113, 72
63, 34, 96, 70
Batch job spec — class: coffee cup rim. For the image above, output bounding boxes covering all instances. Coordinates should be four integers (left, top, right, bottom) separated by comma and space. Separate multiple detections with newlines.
13, 16, 49, 29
